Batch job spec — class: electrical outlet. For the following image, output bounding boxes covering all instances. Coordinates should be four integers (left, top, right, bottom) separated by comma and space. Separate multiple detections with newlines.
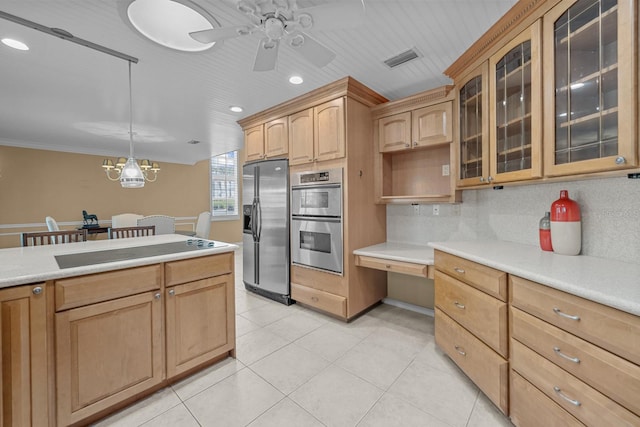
442, 164, 450, 176
432, 205, 440, 216
412, 204, 420, 214
452, 204, 461, 215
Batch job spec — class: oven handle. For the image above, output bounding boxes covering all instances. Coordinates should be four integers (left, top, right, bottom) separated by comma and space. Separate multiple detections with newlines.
291, 215, 341, 223
291, 183, 341, 191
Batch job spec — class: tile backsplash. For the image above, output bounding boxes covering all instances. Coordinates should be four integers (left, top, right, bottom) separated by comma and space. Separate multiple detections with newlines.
387, 176, 640, 264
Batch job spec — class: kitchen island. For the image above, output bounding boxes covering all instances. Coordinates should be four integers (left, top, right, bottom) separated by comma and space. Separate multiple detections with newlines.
0, 235, 237, 426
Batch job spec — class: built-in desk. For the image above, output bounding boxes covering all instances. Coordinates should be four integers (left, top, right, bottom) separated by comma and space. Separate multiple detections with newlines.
353, 242, 434, 279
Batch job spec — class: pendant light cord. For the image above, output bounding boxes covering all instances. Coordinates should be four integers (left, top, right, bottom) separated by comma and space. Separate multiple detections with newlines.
128, 60, 134, 159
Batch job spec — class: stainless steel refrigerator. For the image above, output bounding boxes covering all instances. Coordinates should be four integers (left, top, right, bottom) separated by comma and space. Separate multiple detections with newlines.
242, 158, 291, 305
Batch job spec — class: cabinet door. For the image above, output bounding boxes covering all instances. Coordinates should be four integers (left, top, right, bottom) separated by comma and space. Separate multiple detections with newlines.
288, 108, 314, 165
244, 125, 265, 163
0, 284, 48, 427
378, 112, 412, 152
166, 275, 235, 378
412, 101, 453, 148
457, 63, 491, 187
314, 98, 345, 162
489, 21, 543, 184
265, 117, 288, 158
543, 0, 636, 176
56, 291, 163, 426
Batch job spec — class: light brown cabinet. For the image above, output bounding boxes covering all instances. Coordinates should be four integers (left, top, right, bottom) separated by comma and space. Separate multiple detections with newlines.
244, 118, 289, 163
434, 250, 509, 414
372, 86, 460, 204
543, 0, 637, 176
288, 108, 314, 165
510, 275, 640, 426
0, 283, 48, 427
244, 124, 265, 162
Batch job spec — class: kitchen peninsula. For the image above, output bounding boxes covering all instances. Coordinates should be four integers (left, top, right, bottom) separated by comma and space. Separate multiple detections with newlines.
0, 235, 237, 426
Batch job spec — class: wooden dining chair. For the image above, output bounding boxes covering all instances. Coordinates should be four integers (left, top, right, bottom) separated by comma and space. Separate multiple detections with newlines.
21, 229, 87, 247
108, 225, 155, 239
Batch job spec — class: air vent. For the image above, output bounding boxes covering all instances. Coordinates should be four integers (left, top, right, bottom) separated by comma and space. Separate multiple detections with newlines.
384, 48, 420, 68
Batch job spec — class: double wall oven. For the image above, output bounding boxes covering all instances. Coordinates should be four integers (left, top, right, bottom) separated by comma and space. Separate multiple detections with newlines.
290, 168, 343, 275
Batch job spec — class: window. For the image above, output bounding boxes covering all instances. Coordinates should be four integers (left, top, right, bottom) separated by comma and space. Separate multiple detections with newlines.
210, 151, 238, 219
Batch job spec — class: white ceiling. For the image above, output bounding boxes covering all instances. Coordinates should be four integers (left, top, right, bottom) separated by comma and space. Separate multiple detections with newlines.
0, 0, 517, 165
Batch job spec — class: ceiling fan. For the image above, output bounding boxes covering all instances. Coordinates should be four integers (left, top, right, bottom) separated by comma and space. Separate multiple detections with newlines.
190, 0, 365, 71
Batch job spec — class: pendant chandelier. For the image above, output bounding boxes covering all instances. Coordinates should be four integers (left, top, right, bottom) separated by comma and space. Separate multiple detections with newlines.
102, 60, 160, 188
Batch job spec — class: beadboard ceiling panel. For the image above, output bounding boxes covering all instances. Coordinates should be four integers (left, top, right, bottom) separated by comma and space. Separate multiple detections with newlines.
0, 0, 516, 165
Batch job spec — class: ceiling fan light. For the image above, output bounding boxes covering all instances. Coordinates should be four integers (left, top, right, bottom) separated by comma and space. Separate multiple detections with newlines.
290, 34, 304, 48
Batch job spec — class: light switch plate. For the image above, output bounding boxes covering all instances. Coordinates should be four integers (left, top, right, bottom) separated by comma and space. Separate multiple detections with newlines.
442, 164, 450, 176
433, 205, 440, 216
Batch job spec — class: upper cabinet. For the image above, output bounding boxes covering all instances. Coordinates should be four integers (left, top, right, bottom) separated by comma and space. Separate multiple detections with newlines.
314, 97, 346, 163
372, 86, 460, 204
244, 117, 288, 163
288, 108, 314, 165
489, 21, 543, 184
543, 0, 637, 176
244, 125, 265, 163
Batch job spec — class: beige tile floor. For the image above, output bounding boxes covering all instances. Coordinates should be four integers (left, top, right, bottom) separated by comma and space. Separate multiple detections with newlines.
94, 248, 513, 427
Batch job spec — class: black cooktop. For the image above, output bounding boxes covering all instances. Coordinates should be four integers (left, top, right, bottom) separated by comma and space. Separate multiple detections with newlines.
55, 240, 220, 269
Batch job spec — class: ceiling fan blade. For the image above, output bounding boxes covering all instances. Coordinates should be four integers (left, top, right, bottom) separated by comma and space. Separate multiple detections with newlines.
287, 31, 336, 68
253, 38, 280, 71
293, 1, 365, 32
189, 25, 250, 43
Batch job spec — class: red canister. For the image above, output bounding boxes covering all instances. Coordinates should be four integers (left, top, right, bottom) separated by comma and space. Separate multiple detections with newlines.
550, 190, 581, 255
539, 212, 553, 252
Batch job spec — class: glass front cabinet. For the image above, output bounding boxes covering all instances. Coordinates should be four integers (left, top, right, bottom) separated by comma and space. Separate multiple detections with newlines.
543, 0, 637, 175
489, 21, 543, 184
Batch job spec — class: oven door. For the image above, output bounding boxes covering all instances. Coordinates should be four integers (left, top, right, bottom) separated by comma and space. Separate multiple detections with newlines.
291, 215, 343, 274
291, 184, 341, 217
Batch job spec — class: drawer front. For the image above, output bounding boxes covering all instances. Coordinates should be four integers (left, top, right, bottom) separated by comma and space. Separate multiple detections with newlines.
510, 372, 585, 427
435, 271, 508, 357
291, 282, 346, 318
511, 339, 640, 426
435, 308, 508, 414
512, 307, 640, 416
434, 251, 507, 300
166, 252, 233, 286
355, 255, 430, 278
510, 275, 640, 366
55, 264, 162, 311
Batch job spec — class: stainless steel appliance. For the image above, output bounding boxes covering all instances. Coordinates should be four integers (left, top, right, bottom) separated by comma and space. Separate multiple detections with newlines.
291, 168, 343, 275
243, 158, 291, 305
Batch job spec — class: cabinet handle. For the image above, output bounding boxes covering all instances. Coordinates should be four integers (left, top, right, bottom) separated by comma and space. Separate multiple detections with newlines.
154, 292, 161, 300
453, 267, 465, 274
553, 347, 580, 364
487, 176, 494, 183
168, 289, 175, 296
479, 177, 485, 183
404, 143, 410, 148
413, 141, 418, 147
32, 286, 43, 295
453, 301, 466, 310
615, 156, 626, 165
454, 345, 466, 356
385, 264, 391, 269
311, 296, 319, 302
553, 307, 580, 321
553, 386, 581, 407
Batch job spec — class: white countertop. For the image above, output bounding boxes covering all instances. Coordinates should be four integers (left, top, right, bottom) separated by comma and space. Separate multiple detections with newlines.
0, 235, 238, 289
353, 242, 434, 265
429, 240, 640, 317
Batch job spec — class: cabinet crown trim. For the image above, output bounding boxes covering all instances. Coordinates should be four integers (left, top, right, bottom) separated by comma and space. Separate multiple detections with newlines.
371, 85, 454, 119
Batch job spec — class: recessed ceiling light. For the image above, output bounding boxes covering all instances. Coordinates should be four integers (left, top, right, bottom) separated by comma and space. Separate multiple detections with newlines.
229, 106, 243, 113
124, 0, 219, 52
289, 75, 304, 85
1, 38, 29, 51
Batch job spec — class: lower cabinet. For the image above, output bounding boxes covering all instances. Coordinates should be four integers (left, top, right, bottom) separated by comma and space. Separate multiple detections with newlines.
55, 291, 164, 426
0, 283, 48, 427
166, 274, 235, 377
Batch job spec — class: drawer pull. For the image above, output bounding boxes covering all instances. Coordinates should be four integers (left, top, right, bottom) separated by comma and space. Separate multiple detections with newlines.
386, 264, 391, 269
553, 347, 580, 364
553, 386, 581, 407
453, 267, 465, 274
311, 296, 319, 302
454, 345, 466, 356
453, 301, 466, 310
553, 307, 581, 321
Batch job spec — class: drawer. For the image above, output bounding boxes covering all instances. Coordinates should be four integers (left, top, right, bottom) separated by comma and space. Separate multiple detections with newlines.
510, 371, 584, 427
165, 252, 233, 286
435, 271, 508, 357
355, 255, 431, 278
291, 282, 346, 318
434, 251, 507, 300
512, 307, 640, 416
510, 275, 640, 366
511, 339, 640, 426
55, 265, 162, 311
435, 308, 508, 414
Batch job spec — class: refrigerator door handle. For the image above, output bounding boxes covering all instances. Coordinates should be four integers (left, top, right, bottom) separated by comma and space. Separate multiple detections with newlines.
251, 199, 258, 242
256, 198, 262, 242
